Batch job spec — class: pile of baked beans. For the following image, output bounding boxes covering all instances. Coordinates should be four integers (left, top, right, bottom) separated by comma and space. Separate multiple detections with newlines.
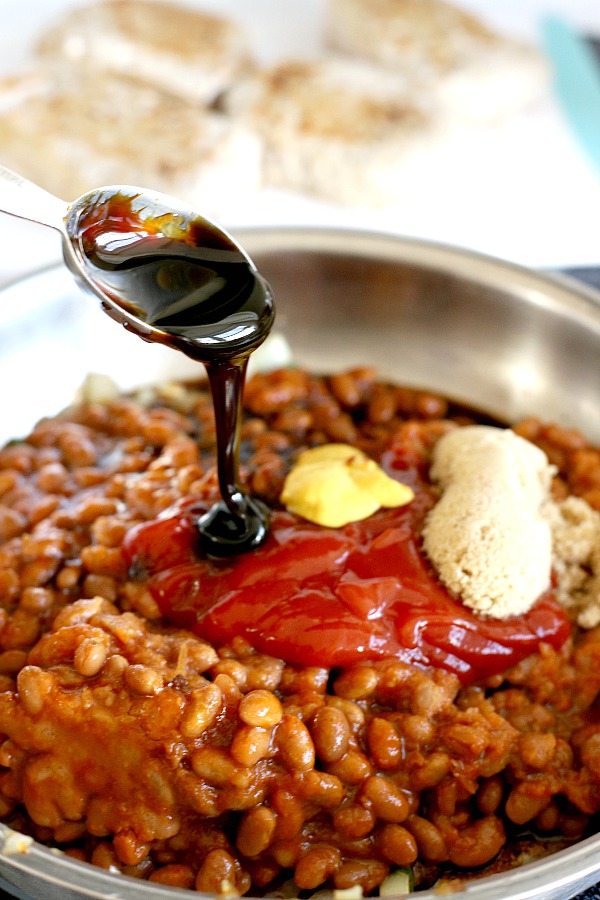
0, 366, 599, 895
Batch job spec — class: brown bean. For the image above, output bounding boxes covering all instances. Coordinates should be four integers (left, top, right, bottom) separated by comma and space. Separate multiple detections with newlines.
327, 748, 374, 784
230, 725, 271, 767
334, 859, 389, 893
195, 849, 236, 894
518, 732, 557, 770
378, 824, 418, 866
295, 846, 341, 890
16, 666, 54, 715
149, 865, 195, 889
360, 775, 409, 823
238, 689, 282, 728
334, 666, 379, 700
334, 804, 375, 839
477, 776, 504, 816
180, 683, 223, 738
124, 664, 163, 696
367, 717, 403, 769
448, 817, 506, 868
310, 705, 351, 762
406, 815, 448, 863
275, 715, 315, 772
505, 783, 551, 825
237, 806, 277, 857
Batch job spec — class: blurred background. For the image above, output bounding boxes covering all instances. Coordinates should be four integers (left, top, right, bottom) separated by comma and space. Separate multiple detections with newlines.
0, 0, 599, 286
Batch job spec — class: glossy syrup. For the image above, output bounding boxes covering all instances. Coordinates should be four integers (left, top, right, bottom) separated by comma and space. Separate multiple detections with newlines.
66, 190, 274, 556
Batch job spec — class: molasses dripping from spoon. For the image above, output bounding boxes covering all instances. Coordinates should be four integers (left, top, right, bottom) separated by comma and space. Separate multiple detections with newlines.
0, 167, 274, 556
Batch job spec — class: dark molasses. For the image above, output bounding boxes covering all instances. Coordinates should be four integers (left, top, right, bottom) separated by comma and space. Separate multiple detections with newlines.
66, 189, 274, 556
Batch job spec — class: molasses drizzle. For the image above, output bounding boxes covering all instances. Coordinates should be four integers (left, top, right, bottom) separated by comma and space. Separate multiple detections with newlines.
66, 189, 274, 555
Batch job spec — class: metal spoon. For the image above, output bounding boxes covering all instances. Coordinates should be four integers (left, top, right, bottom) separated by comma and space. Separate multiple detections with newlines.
0, 164, 275, 556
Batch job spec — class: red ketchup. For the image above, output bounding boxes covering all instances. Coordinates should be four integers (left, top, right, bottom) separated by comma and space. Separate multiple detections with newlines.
122, 473, 570, 685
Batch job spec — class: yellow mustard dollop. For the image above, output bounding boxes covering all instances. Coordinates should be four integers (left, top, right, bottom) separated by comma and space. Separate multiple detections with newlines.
280, 443, 414, 528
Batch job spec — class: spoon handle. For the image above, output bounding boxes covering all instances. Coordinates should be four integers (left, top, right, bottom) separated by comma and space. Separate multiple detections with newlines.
0, 164, 66, 231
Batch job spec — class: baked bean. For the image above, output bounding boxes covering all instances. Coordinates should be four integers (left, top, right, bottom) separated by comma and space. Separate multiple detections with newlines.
410, 678, 451, 717
275, 715, 315, 772
272, 408, 313, 436
243, 655, 284, 691
16, 666, 53, 715
239, 689, 282, 728
0, 470, 20, 495
518, 732, 557, 769
328, 372, 364, 409
80, 545, 128, 579
360, 775, 409, 823
83, 574, 118, 602
401, 713, 435, 746
103, 654, 129, 678
174, 639, 218, 675
310, 705, 351, 762
367, 384, 397, 424
211, 659, 248, 691
334, 666, 379, 700
270, 837, 303, 869
180, 683, 222, 738
113, 830, 150, 866
236, 806, 277, 857
230, 725, 271, 767
410, 752, 452, 790
195, 849, 237, 894
58, 429, 98, 467
149, 864, 195, 889
73, 497, 118, 527
279, 666, 329, 695
0, 649, 28, 676
334, 858, 389, 893
20, 558, 62, 589
270, 789, 305, 841
298, 770, 344, 808
0, 506, 26, 541
1, 610, 40, 649
367, 717, 403, 769
334, 803, 375, 839
327, 696, 365, 732
327, 748, 374, 785
91, 843, 119, 870
406, 815, 448, 863
73, 636, 109, 677
477, 776, 505, 816
505, 782, 551, 825
55, 565, 82, 590
0, 569, 19, 602
294, 846, 341, 890
211, 658, 247, 690
378, 823, 418, 866
537, 801, 560, 832
190, 747, 242, 787
53, 822, 87, 844
124, 664, 163, 696
19, 587, 54, 614
448, 817, 506, 868
414, 392, 449, 419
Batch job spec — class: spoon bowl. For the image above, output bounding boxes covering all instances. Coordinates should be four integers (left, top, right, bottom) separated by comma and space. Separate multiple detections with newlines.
0, 165, 274, 358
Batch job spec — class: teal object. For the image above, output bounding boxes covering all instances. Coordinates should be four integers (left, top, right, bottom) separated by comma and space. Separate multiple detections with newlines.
541, 15, 600, 175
